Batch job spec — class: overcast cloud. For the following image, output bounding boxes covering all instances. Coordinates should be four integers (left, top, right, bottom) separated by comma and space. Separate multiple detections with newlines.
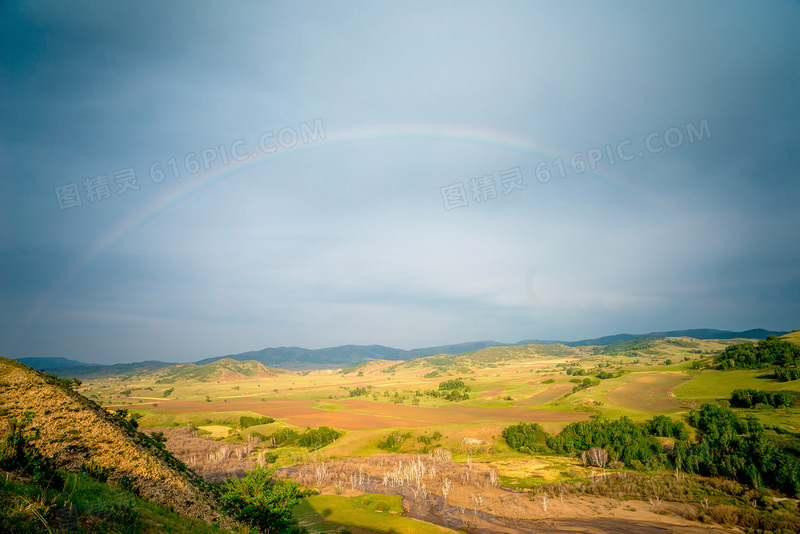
1, 1, 799, 364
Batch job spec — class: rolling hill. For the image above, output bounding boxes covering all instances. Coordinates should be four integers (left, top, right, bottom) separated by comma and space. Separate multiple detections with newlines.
194, 328, 787, 370
781, 330, 800, 346
11, 328, 787, 375
151, 358, 290, 383
0, 356, 234, 528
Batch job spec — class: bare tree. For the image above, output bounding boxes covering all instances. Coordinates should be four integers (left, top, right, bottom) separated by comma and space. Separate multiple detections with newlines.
580, 447, 609, 468
314, 462, 328, 485
441, 478, 452, 501
648, 482, 663, 511
486, 468, 498, 488
537, 491, 549, 513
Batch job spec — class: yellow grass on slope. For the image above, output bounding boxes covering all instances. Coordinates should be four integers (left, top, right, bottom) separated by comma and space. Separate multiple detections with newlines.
0, 357, 233, 528
781, 330, 800, 347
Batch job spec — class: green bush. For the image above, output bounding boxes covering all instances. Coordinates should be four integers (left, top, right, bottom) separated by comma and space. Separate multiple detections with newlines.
221, 467, 306, 533
297, 427, 341, 450
646, 415, 688, 440
731, 389, 800, 408
240, 416, 276, 429
377, 432, 411, 451
267, 429, 299, 447
502, 423, 550, 453
438, 379, 466, 390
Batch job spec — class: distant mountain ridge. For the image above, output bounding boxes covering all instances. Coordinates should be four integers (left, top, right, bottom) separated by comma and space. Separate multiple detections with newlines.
521, 328, 790, 347
193, 341, 504, 370
10, 328, 789, 373
14, 356, 99, 369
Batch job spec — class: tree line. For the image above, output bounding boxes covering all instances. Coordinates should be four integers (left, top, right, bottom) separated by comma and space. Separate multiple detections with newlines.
713, 336, 800, 373
503, 405, 800, 496
730, 388, 800, 409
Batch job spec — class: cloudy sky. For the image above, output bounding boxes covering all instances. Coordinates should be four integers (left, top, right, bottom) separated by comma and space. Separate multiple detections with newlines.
1, 1, 799, 364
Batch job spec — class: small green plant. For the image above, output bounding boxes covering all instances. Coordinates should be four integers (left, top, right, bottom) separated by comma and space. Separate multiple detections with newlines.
82, 460, 113, 482
119, 475, 140, 496
377, 432, 411, 451
221, 467, 307, 533
0, 413, 62, 489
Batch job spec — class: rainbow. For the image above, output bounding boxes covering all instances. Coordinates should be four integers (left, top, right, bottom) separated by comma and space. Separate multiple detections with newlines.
12, 123, 655, 350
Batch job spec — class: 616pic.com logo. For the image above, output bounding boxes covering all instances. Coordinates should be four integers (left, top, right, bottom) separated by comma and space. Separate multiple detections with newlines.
441, 119, 711, 212
54, 119, 326, 211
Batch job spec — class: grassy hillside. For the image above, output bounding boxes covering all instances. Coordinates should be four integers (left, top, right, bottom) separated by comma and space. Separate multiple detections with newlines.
0, 356, 235, 529
0, 468, 233, 534
782, 330, 800, 347
152, 358, 289, 383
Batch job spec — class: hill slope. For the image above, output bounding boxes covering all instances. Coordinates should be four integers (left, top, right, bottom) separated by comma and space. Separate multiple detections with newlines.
13, 328, 787, 374
152, 358, 289, 383
0, 357, 233, 528
198, 329, 786, 370
781, 330, 800, 346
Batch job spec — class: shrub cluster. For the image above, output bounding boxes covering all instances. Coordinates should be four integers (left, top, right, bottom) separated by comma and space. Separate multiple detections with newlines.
240, 416, 275, 429
296, 426, 341, 450
686, 404, 800, 495
221, 466, 308, 534
377, 431, 411, 451
503, 406, 800, 496
774, 367, 800, 382
730, 389, 800, 409
501, 422, 549, 454
714, 336, 800, 370
438, 379, 467, 390
645, 414, 689, 439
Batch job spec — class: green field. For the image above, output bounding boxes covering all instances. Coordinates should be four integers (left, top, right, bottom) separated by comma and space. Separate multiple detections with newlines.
294, 494, 456, 533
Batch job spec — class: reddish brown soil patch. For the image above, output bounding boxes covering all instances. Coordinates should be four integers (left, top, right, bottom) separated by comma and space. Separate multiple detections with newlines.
605, 373, 693, 413
514, 383, 573, 407
153, 398, 315, 415
145, 397, 590, 430
478, 387, 505, 399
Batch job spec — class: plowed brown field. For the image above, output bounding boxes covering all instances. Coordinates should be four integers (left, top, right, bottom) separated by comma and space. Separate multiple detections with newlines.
144, 397, 590, 430
605, 373, 693, 413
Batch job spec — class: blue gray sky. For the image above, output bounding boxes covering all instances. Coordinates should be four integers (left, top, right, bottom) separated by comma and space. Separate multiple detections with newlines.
1, 1, 799, 364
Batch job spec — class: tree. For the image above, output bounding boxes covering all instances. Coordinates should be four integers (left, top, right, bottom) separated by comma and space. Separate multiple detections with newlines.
221, 467, 306, 534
